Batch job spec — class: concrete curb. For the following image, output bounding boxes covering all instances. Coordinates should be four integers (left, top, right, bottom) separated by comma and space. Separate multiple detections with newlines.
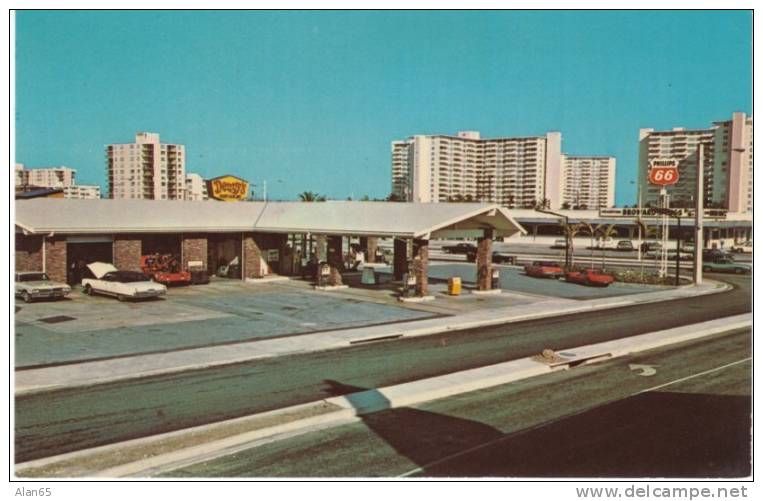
16, 312, 749, 478
14, 279, 731, 395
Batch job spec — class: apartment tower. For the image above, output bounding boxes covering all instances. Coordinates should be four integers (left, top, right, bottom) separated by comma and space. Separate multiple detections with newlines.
392, 131, 565, 209
638, 112, 752, 213
107, 132, 185, 200
561, 156, 616, 209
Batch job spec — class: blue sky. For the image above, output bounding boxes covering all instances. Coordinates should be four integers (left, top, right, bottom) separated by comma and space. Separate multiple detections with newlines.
15, 10, 751, 205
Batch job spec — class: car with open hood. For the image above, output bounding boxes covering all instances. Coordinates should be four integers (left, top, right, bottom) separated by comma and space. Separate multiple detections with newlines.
15, 272, 71, 302
82, 262, 167, 301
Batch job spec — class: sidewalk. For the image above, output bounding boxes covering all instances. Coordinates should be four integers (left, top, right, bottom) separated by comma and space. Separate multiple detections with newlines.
14, 280, 729, 395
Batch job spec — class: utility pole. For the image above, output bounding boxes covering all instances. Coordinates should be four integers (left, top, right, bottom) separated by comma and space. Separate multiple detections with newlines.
693, 145, 704, 284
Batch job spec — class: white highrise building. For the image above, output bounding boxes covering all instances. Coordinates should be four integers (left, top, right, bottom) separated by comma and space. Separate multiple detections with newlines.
185, 173, 208, 201
638, 112, 752, 213
391, 130, 575, 209
561, 156, 616, 209
18, 165, 77, 187
15, 164, 100, 198
106, 132, 185, 200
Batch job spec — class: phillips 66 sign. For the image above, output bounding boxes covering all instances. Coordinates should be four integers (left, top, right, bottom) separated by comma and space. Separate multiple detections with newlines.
648, 159, 680, 186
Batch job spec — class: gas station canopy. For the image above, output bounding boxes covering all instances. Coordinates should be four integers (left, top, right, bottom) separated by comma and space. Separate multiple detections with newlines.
15, 199, 526, 239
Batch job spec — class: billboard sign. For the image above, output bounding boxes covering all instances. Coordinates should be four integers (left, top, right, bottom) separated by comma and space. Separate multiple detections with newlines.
207, 175, 249, 201
648, 159, 680, 186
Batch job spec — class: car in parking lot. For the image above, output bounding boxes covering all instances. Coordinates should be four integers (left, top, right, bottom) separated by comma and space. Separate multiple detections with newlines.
524, 261, 564, 279
615, 240, 635, 251
466, 250, 516, 264
702, 248, 730, 262
82, 262, 167, 301
550, 239, 567, 249
702, 257, 751, 274
15, 272, 71, 303
731, 241, 753, 254
565, 268, 615, 287
442, 242, 478, 254
645, 249, 693, 261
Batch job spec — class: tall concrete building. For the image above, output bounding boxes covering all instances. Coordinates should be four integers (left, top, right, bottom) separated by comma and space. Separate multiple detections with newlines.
638, 112, 752, 213
711, 112, 753, 213
561, 155, 616, 209
107, 132, 185, 200
15, 164, 100, 199
185, 173, 209, 201
391, 130, 565, 209
17, 165, 76, 188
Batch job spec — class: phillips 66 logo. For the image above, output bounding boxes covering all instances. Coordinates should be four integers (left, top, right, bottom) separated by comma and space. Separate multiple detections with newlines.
648, 159, 680, 186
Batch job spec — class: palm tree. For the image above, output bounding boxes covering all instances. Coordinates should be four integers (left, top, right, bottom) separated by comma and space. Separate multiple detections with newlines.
596, 223, 619, 270
562, 222, 586, 269
298, 191, 326, 202
579, 221, 598, 267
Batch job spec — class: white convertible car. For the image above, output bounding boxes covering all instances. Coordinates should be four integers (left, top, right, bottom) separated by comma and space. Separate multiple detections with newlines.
82, 262, 167, 301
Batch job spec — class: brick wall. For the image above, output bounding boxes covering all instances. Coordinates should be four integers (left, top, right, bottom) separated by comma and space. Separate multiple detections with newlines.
182, 234, 208, 270
15, 235, 43, 272
476, 232, 493, 290
243, 234, 263, 278
413, 239, 429, 296
45, 236, 67, 283
114, 236, 142, 272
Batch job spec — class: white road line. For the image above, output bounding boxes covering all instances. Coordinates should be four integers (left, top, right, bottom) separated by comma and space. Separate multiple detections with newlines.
636, 357, 752, 394
397, 355, 752, 478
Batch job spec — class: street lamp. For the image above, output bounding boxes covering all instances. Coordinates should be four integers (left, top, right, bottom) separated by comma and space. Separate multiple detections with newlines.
535, 208, 571, 269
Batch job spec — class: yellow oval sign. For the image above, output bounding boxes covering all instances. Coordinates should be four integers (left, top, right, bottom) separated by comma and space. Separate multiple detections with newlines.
207, 175, 249, 202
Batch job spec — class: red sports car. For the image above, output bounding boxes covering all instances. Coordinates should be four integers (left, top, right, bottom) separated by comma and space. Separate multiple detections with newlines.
524, 261, 564, 279
565, 268, 615, 287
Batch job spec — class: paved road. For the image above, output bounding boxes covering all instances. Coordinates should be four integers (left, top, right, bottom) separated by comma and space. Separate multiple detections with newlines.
164, 328, 751, 478
14, 274, 750, 462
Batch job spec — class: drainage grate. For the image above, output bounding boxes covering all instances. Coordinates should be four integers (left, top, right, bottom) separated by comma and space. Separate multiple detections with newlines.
38, 315, 76, 324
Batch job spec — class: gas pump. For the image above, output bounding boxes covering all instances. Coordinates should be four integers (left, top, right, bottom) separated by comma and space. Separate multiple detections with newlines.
317, 262, 331, 287
401, 261, 417, 298
491, 268, 500, 289
401, 273, 417, 297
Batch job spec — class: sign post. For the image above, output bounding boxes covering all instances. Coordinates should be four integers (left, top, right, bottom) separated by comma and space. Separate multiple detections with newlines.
694, 146, 704, 285
647, 159, 680, 279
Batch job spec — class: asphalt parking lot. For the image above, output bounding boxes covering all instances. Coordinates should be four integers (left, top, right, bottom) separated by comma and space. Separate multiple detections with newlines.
14, 280, 434, 368
427, 263, 664, 299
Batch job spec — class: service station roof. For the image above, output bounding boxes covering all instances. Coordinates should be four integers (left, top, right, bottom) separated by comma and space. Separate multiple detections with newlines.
15, 199, 526, 239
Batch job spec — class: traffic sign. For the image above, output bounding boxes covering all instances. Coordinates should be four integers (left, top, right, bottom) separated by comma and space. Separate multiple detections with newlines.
648, 159, 680, 186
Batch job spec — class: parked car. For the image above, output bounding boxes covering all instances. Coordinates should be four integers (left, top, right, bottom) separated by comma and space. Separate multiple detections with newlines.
731, 241, 753, 254
641, 241, 662, 252
15, 272, 71, 303
442, 242, 478, 254
615, 240, 635, 251
645, 249, 693, 261
702, 258, 751, 274
525, 261, 564, 279
140, 254, 191, 286
680, 243, 695, 254
466, 250, 515, 264
702, 248, 730, 262
565, 268, 615, 287
82, 262, 167, 301
550, 239, 568, 249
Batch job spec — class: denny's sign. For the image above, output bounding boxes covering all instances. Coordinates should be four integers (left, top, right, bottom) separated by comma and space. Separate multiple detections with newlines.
207, 175, 249, 202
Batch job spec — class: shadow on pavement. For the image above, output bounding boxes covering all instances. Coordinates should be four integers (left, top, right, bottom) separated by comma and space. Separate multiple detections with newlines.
419, 390, 751, 478
323, 380, 503, 470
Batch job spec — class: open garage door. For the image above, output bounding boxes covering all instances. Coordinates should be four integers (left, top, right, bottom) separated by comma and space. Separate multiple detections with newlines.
208, 234, 242, 279
67, 237, 114, 285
